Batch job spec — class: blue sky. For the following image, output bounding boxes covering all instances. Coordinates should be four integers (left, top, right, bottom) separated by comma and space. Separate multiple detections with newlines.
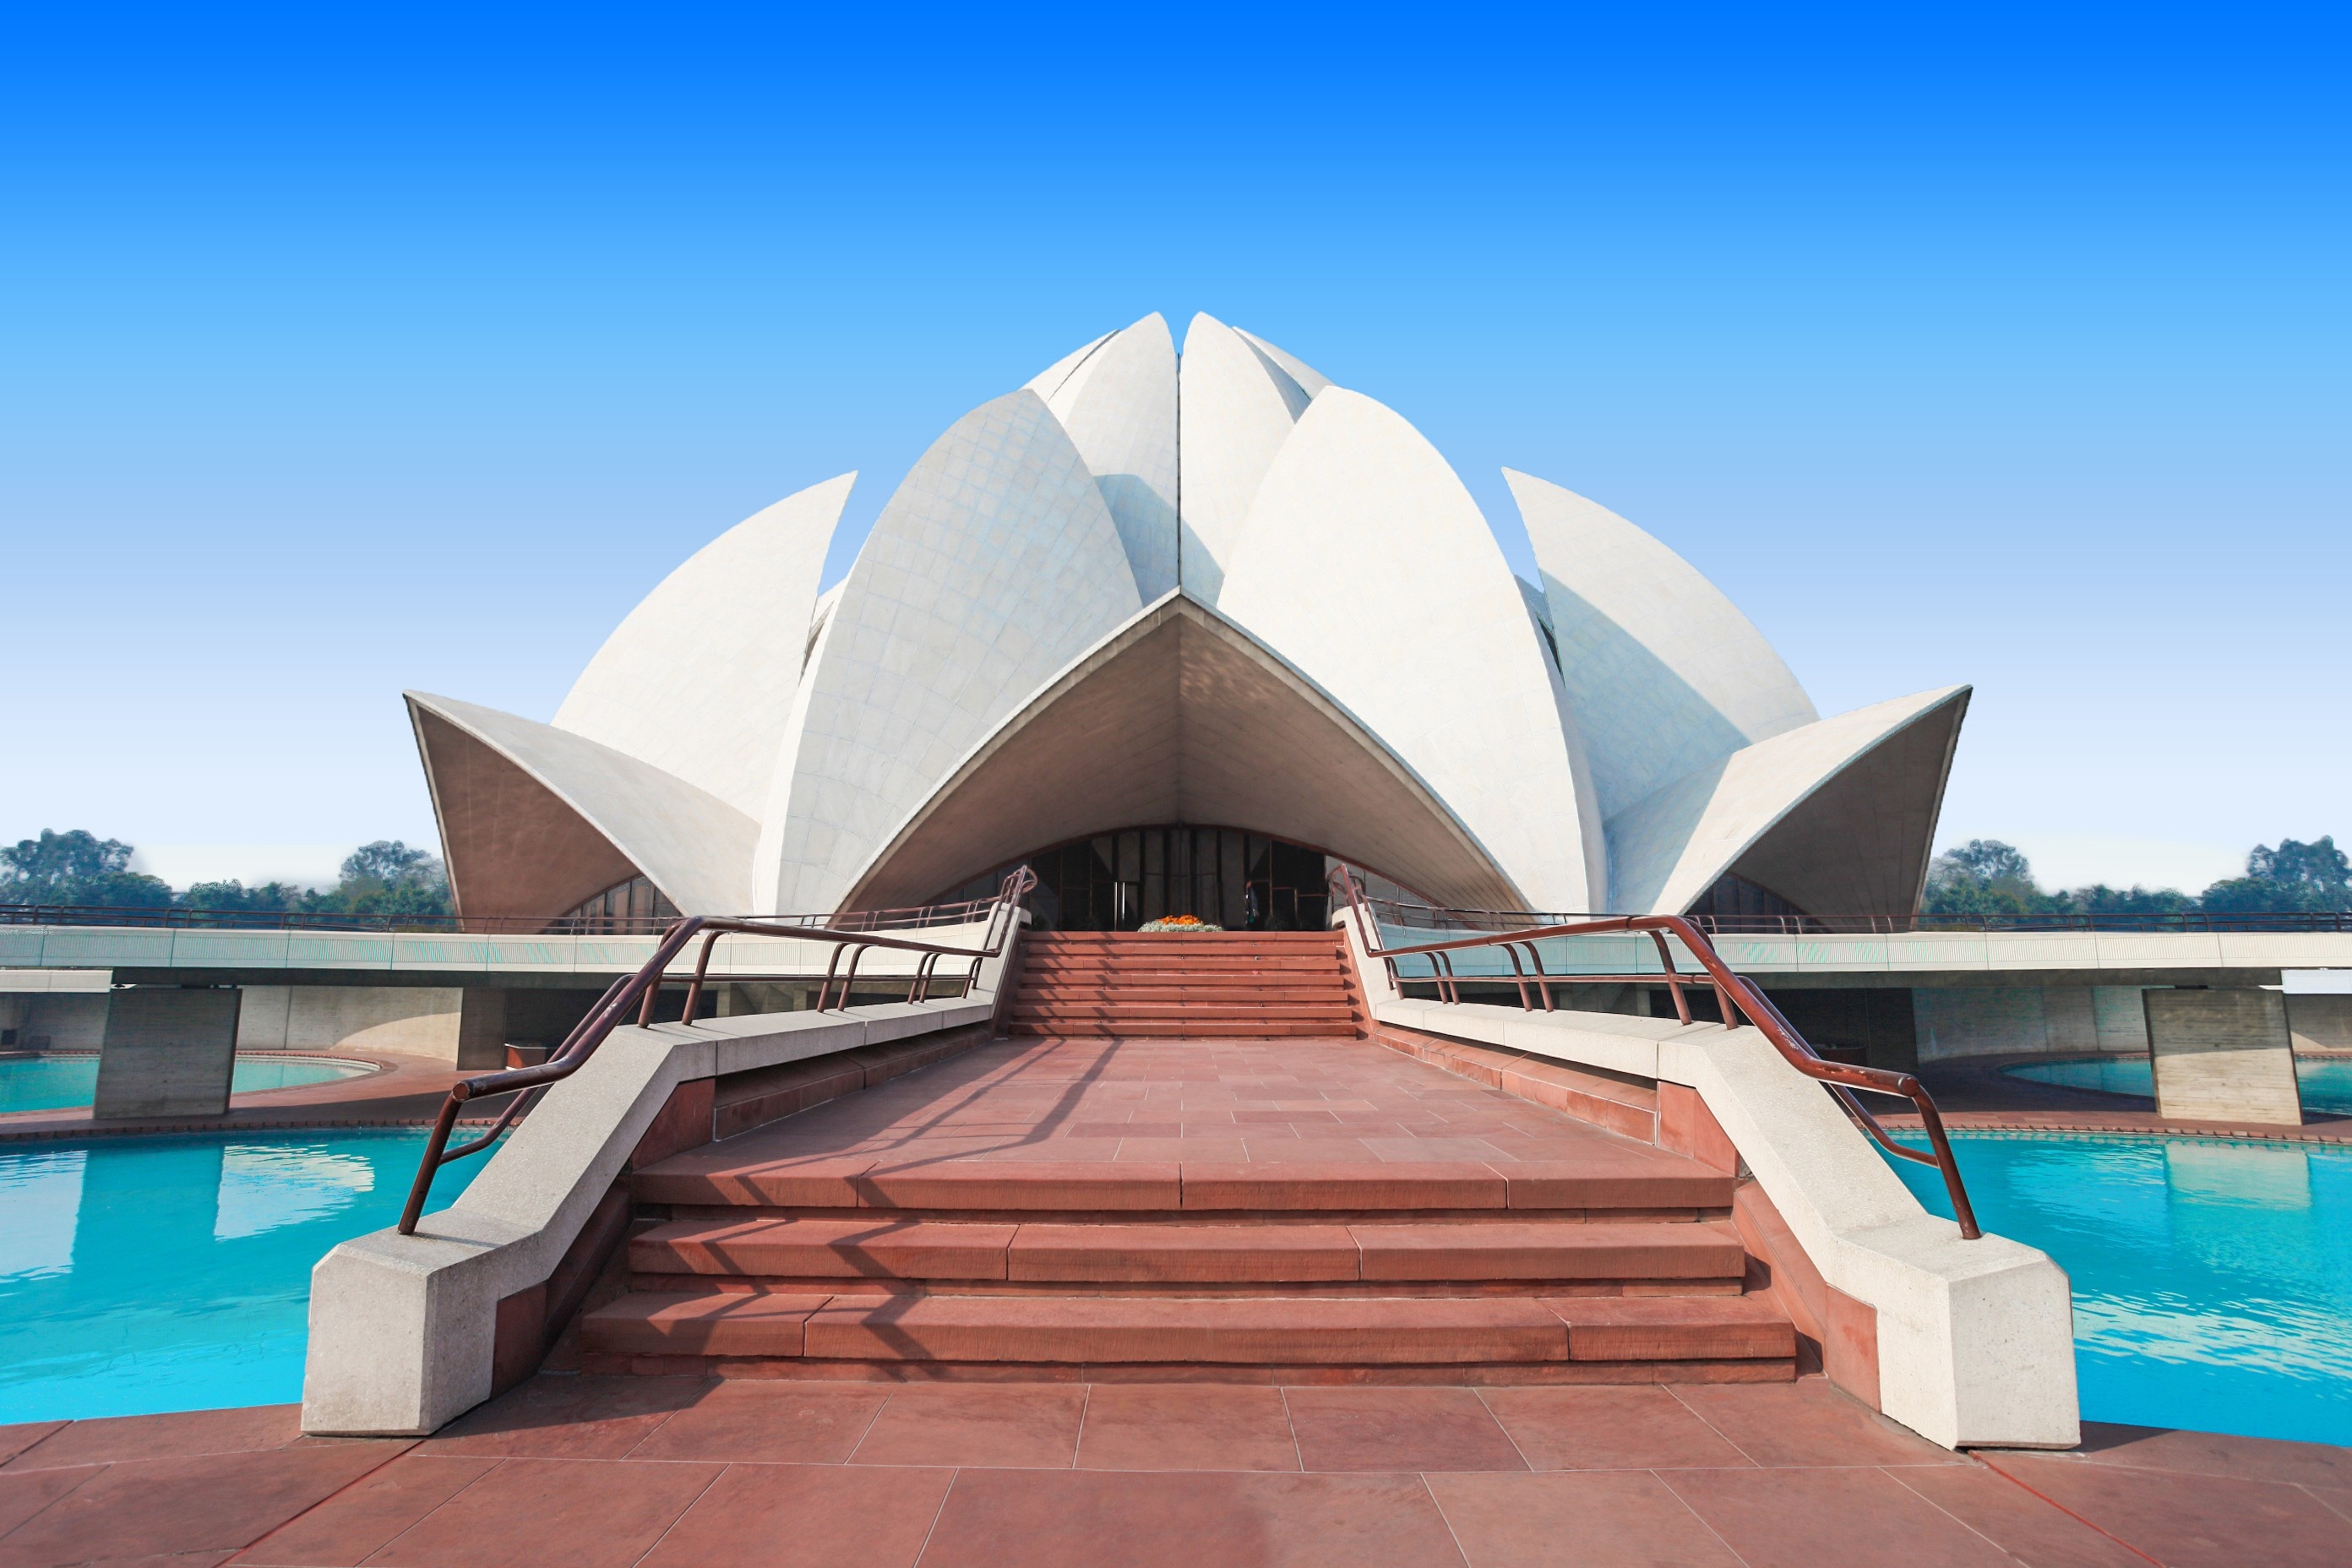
4, 4, 2344, 896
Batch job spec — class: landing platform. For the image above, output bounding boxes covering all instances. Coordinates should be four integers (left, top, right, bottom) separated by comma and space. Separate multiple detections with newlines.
652, 1033, 1697, 1175
6, 1379, 2345, 1565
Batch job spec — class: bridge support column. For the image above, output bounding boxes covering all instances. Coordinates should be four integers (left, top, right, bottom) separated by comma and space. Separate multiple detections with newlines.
2146, 988, 2301, 1125
93, 987, 242, 1118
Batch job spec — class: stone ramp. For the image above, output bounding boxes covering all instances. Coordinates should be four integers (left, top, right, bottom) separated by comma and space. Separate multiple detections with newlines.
583, 1035, 1794, 1381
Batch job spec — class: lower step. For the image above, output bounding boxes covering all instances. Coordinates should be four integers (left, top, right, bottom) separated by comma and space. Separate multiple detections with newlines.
580, 1291, 1793, 1366
1004, 1021, 1358, 1037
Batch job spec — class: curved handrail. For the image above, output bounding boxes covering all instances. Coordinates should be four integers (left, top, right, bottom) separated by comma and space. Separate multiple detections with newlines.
1327, 866, 1980, 1239
393, 868, 1037, 1235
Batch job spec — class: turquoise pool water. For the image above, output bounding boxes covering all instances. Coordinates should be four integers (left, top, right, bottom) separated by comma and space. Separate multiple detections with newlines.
1885, 1131, 2352, 1445
0, 1130, 487, 1421
2003, 1054, 2352, 1113
0, 1054, 374, 1113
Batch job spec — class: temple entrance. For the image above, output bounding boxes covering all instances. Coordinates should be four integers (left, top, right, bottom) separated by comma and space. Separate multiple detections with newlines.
934, 826, 1332, 932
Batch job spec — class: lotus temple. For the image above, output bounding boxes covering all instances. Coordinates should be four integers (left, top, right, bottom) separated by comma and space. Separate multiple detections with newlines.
407, 311, 1962, 937
4, 317, 2349, 1567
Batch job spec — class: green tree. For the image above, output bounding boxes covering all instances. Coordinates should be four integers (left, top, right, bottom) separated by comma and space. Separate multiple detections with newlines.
302, 840, 452, 917
179, 879, 306, 913
0, 829, 175, 907
2202, 836, 2352, 913
1922, 839, 2061, 917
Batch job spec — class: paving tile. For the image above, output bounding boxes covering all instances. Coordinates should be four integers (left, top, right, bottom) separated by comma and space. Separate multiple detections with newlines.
1478, 1386, 1754, 1471
1008, 1222, 1358, 1282
1426, 1470, 1745, 1565
847, 1385, 1086, 1469
859, 1161, 1179, 1208
0, 1443, 393, 1566
623, 1382, 890, 1463
1670, 1380, 1961, 1466
1888, 1464, 2158, 1568
0, 1463, 101, 1538
1283, 1387, 1527, 1473
2065, 1420, 2352, 1489
1985, 1452, 2352, 1568
915, 1467, 1467, 1568
1179, 1162, 1506, 1211
634, 1462, 952, 1568
361, 1456, 720, 1568
1, 1406, 305, 1471
1662, 1465, 2019, 1567
0, 1429, 62, 1472
415, 1374, 706, 1460
236, 1453, 500, 1566
1075, 1386, 1301, 1473
634, 1217, 1014, 1280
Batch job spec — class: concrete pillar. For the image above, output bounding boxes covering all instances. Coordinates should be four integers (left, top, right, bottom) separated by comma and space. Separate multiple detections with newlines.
2145, 988, 2301, 1125
93, 987, 242, 1118
456, 988, 509, 1070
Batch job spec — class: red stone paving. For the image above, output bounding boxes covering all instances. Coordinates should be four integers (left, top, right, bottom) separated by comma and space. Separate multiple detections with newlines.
1, 1382, 2344, 1565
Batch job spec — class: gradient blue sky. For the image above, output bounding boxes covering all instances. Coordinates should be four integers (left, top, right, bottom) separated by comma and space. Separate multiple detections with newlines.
5, 4, 2344, 897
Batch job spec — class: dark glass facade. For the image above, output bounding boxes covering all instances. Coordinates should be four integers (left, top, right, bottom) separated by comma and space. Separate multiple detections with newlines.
934, 825, 1331, 932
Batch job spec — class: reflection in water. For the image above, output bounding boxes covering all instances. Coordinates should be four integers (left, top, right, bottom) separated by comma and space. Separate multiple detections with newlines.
1886, 1132, 2352, 1445
0, 1130, 488, 1422
214, 1145, 374, 1241
0, 1149, 86, 1281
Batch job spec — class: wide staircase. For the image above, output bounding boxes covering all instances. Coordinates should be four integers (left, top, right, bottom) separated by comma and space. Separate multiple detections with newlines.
580, 1146, 1794, 1382
1005, 930, 1361, 1038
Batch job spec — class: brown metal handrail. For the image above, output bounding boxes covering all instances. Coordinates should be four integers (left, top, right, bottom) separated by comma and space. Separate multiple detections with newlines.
1327, 868, 1981, 1239
393, 868, 1037, 1235
1353, 894, 2352, 937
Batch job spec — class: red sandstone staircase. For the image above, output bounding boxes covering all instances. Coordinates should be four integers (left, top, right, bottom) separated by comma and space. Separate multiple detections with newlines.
1005, 930, 1362, 1038
581, 1155, 1794, 1382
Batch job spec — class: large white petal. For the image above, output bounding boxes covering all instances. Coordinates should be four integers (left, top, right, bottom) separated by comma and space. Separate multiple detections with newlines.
1034, 313, 1178, 601
753, 389, 1145, 915
1216, 388, 1602, 912
1509, 470, 1816, 824
553, 472, 852, 818
409, 691, 757, 919
1609, 686, 1969, 917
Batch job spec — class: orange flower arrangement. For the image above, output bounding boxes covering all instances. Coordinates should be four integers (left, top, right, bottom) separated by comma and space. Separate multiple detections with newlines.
1139, 914, 1223, 933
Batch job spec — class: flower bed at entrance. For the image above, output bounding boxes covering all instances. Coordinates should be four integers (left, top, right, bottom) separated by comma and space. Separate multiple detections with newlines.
1138, 915, 1224, 933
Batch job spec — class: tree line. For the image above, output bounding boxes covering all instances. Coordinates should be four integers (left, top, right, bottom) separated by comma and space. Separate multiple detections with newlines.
1925, 836, 2352, 917
0, 829, 453, 917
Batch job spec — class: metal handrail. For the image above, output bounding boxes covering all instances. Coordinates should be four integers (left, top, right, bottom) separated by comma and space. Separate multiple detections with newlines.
1328, 867, 1981, 1239
392, 868, 1037, 1235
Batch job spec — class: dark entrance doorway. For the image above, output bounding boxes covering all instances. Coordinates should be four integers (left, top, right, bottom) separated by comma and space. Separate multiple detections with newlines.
934, 826, 1331, 932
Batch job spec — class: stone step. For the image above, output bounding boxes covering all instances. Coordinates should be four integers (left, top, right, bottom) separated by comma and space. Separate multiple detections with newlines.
1004, 1021, 1351, 1037
633, 1155, 1737, 1215
1015, 986, 1357, 1003
630, 1217, 1748, 1286
580, 1291, 1793, 1365
1008, 1004, 1359, 1021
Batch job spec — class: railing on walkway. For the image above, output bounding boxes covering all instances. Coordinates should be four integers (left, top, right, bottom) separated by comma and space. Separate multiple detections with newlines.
393, 869, 1037, 1235
0, 895, 1015, 938
1328, 868, 1981, 1240
1354, 895, 2352, 937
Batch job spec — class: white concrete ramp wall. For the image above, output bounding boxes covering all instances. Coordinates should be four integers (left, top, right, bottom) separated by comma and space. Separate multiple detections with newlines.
1339, 923, 2078, 1451
302, 939, 1015, 1437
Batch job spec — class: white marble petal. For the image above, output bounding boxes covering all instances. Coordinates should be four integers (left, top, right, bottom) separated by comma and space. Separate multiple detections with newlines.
1233, 327, 1331, 398
1032, 313, 1178, 601
1509, 470, 1817, 824
1174, 313, 1314, 604
753, 389, 1146, 915
1609, 686, 1969, 916
1216, 388, 1602, 912
410, 691, 757, 916
553, 473, 853, 818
